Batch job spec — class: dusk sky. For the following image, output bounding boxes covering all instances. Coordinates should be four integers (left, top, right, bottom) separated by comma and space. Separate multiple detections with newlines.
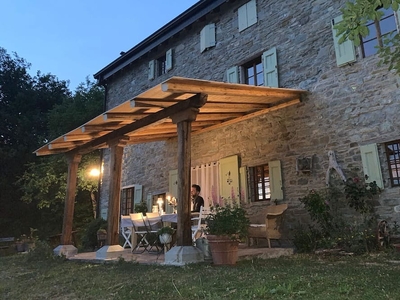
1, 0, 198, 91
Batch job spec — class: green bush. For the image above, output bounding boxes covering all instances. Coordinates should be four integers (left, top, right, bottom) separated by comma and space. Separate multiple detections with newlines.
293, 175, 381, 255
24, 240, 62, 262
81, 218, 107, 251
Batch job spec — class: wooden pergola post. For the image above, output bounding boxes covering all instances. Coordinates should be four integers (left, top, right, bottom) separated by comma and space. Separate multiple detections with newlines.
106, 139, 126, 246
171, 107, 200, 246
61, 153, 81, 245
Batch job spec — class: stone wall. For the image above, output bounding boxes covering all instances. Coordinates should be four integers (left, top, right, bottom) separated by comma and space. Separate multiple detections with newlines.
99, 0, 400, 229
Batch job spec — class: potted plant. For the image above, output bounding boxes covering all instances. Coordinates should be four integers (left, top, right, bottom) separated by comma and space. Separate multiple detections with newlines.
96, 228, 107, 247
157, 226, 174, 244
135, 201, 148, 216
205, 203, 250, 265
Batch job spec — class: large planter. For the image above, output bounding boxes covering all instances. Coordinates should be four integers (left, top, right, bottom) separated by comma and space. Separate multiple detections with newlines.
207, 235, 239, 265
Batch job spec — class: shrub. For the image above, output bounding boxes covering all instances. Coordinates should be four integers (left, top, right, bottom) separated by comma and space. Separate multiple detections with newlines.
24, 240, 62, 263
81, 218, 107, 251
293, 175, 381, 255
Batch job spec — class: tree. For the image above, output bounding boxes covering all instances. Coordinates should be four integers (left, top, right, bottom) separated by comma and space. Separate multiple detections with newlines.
0, 47, 104, 239
335, 0, 400, 74
18, 79, 104, 238
0, 48, 70, 237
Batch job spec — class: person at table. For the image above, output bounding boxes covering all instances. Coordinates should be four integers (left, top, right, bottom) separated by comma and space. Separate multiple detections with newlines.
191, 184, 204, 212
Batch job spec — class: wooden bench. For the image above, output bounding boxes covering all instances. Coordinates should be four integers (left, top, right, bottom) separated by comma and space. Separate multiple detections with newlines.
247, 204, 288, 248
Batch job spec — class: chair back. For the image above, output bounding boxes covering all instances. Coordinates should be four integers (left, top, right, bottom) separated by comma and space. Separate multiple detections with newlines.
130, 213, 145, 231
191, 206, 204, 241
121, 215, 133, 229
144, 212, 162, 231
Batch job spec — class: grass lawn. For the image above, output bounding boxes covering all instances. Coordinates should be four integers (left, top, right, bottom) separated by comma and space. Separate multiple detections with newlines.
1, 249, 400, 299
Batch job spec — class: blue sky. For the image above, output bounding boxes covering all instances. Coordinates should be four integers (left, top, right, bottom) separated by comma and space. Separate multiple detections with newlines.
1, 0, 198, 91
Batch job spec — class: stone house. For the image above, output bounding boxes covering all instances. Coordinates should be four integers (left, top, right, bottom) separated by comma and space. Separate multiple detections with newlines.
90, 0, 400, 231
37, 0, 400, 251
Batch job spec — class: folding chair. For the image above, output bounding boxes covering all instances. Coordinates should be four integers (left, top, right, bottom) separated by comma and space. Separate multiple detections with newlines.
130, 213, 150, 253
144, 212, 163, 253
120, 215, 133, 249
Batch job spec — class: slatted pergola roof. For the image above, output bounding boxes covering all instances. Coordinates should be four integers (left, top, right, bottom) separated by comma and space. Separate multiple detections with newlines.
35, 77, 307, 156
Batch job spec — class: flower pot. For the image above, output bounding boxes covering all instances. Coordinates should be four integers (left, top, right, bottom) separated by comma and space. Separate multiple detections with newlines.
207, 235, 239, 265
159, 233, 172, 244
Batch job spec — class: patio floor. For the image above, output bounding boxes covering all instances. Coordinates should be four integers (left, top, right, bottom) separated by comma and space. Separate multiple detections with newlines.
69, 244, 294, 265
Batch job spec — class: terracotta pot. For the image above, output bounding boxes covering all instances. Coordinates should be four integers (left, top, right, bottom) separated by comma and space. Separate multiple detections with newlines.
207, 235, 239, 265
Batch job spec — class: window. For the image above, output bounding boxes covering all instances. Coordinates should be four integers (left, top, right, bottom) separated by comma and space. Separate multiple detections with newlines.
238, 0, 257, 32
157, 55, 166, 76
248, 164, 270, 201
121, 187, 134, 215
385, 140, 400, 186
360, 6, 397, 57
239, 47, 278, 87
243, 57, 263, 86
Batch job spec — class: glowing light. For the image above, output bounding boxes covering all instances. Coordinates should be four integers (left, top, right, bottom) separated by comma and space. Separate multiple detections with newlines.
89, 168, 100, 177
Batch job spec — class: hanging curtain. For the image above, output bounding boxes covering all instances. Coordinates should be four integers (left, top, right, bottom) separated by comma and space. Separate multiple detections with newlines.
191, 162, 220, 208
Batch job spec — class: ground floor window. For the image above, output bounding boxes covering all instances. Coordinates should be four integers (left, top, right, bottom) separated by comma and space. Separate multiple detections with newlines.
248, 164, 270, 201
121, 187, 134, 215
385, 140, 400, 186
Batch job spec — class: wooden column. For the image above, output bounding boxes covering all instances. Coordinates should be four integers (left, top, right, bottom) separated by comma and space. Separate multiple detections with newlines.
61, 153, 81, 245
172, 107, 200, 246
106, 139, 126, 245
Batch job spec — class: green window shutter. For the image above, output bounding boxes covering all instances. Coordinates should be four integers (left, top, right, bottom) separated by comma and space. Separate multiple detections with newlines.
269, 160, 283, 200
238, 3, 248, 32
219, 155, 240, 205
331, 15, 356, 67
148, 60, 155, 80
200, 23, 216, 52
246, 0, 257, 27
134, 184, 143, 205
360, 144, 384, 189
239, 166, 249, 204
226, 66, 239, 83
166, 49, 173, 71
262, 47, 279, 87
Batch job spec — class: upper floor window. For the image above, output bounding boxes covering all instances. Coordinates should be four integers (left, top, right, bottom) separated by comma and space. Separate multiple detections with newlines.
385, 140, 400, 186
157, 55, 167, 76
243, 57, 263, 86
248, 164, 270, 201
361, 6, 397, 57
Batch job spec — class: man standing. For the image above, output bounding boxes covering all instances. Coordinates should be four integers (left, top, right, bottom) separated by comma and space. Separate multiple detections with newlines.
191, 184, 204, 212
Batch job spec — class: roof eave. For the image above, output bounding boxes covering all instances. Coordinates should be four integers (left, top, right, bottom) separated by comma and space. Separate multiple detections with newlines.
94, 0, 226, 84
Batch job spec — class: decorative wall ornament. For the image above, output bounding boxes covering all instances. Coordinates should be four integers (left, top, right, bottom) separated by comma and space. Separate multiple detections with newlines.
296, 156, 312, 174
325, 150, 346, 185
226, 171, 233, 185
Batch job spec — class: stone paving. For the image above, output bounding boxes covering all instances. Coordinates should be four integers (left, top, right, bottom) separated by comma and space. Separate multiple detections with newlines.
69, 244, 294, 265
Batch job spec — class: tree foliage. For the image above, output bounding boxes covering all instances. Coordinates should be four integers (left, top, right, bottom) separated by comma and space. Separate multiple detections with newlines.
0, 47, 104, 238
335, 0, 400, 74
0, 48, 71, 237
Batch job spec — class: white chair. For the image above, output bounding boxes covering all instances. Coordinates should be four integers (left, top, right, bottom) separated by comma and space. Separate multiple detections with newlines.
120, 215, 133, 249
191, 206, 204, 242
130, 213, 149, 253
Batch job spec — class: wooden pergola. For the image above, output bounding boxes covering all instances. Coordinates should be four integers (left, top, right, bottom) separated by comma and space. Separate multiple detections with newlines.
35, 77, 306, 255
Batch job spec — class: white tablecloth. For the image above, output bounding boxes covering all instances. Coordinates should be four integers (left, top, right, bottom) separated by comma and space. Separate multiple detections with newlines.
161, 213, 178, 223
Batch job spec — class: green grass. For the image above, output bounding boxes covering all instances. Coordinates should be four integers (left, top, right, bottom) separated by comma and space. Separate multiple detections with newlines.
1, 251, 400, 299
